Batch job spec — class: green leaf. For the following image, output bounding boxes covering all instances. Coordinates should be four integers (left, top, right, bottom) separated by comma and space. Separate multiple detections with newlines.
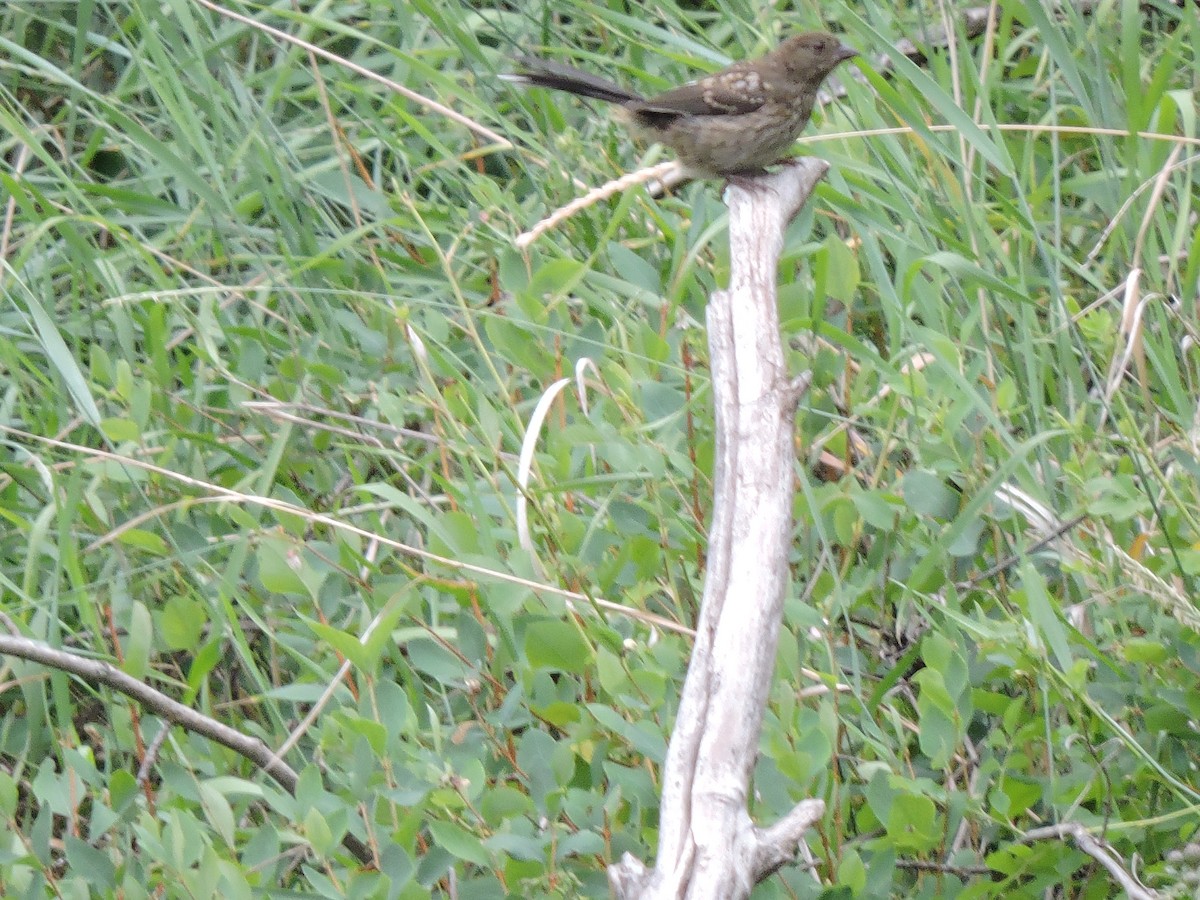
123, 602, 153, 680
588, 705, 667, 762
303, 807, 335, 857
160, 595, 205, 651
428, 818, 492, 867
197, 781, 236, 848
1019, 562, 1073, 670
524, 620, 593, 674
914, 669, 959, 769
116, 528, 169, 555
100, 417, 140, 442
0, 771, 16, 817
256, 537, 314, 597
1122, 639, 1167, 664
902, 471, 957, 518
9, 275, 103, 426
64, 836, 116, 889
303, 617, 372, 671
887, 793, 940, 852
406, 637, 474, 686
837, 848, 867, 893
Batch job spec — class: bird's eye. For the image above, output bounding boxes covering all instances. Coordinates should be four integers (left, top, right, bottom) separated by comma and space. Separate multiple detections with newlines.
813, 40, 827, 51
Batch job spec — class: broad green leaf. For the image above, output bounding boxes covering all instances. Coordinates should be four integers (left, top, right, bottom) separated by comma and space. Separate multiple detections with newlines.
524, 620, 593, 674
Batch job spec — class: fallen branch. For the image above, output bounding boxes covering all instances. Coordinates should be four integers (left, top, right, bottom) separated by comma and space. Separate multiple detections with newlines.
0, 623, 375, 867
1022, 823, 1158, 900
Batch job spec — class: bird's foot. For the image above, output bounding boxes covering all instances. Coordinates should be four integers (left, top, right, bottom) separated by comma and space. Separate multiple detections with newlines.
723, 168, 771, 191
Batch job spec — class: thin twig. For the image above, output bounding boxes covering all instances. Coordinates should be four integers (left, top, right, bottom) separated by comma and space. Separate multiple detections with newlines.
955, 513, 1088, 590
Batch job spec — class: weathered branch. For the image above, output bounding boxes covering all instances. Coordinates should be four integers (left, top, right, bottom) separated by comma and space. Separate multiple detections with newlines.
609, 160, 828, 898
0, 627, 375, 866
1022, 824, 1158, 900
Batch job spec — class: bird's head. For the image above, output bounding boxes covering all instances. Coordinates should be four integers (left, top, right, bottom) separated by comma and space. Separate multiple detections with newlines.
775, 31, 858, 83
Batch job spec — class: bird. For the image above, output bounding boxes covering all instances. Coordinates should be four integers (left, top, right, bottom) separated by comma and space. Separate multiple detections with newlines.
501, 32, 858, 178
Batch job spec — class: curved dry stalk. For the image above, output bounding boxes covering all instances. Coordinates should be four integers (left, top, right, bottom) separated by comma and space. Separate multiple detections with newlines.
193, 0, 511, 150
514, 161, 682, 248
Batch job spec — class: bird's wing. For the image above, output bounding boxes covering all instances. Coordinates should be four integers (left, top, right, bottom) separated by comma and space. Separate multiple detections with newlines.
636, 63, 769, 117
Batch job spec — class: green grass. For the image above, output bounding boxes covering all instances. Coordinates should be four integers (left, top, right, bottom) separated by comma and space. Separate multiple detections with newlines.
2, 1, 1199, 897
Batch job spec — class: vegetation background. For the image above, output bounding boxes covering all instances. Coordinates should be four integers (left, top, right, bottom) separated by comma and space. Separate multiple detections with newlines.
2, 0, 1199, 897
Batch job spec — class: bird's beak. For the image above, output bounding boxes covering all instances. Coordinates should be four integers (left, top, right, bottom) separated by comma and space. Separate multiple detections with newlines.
835, 43, 859, 62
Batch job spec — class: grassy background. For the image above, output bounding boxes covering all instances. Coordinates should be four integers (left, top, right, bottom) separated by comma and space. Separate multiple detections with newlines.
2, 0, 1199, 897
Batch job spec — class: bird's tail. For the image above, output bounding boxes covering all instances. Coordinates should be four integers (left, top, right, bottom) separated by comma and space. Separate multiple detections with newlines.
501, 57, 643, 105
